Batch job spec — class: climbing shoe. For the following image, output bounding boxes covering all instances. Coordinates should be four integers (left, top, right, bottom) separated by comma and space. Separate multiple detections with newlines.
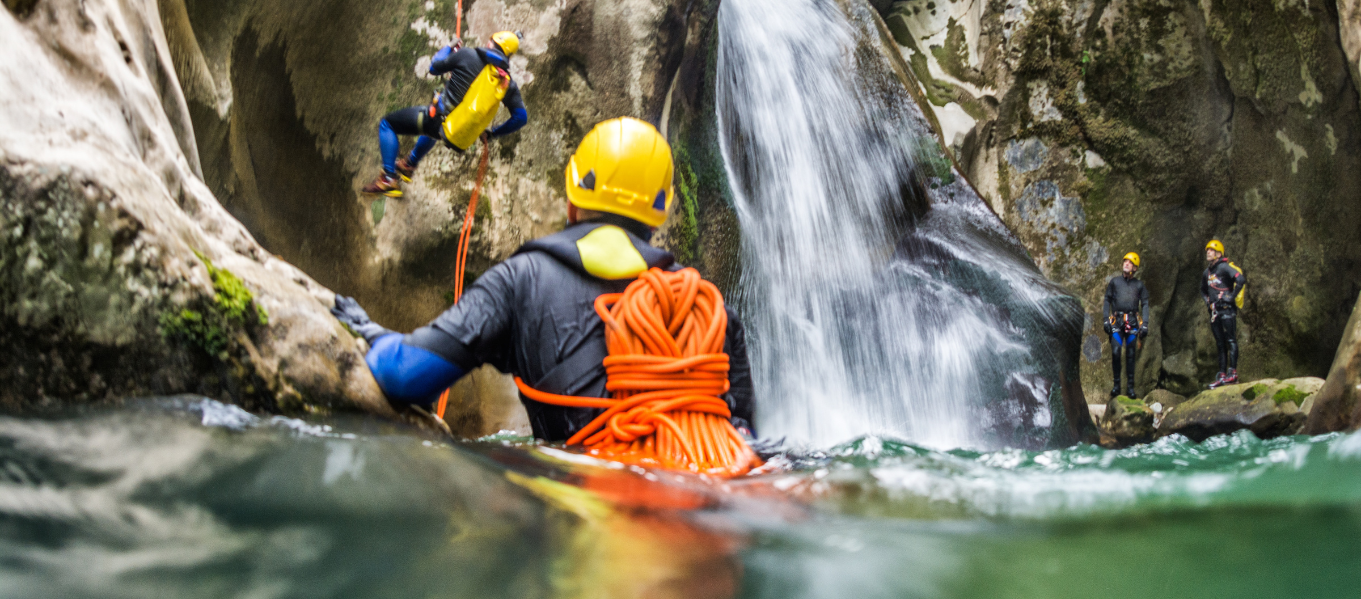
1223, 369, 1238, 385
395, 157, 416, 182
362, 173, 402, 197
1207, 372, 1227, 390
1110, 383, 1121, 398
1126, 386, 1138, 400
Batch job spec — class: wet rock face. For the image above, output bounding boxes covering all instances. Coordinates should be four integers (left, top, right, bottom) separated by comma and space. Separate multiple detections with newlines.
877, 0, 1361, 399
1306, 294, 1361, 433
1, 0, 387, 414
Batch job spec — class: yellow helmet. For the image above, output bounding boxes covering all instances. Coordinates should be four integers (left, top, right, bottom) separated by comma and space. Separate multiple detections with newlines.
564, 117, 674, 227
1206, 239, 1225, 254
1123, 252, 1140, 268
490, 31, 521, 56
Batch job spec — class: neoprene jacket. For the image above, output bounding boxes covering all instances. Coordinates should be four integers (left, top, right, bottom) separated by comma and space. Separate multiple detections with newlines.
1201, 258, 1245, 311
366, 217, 755, 441
1102, 274, 1149, 326
428, 46, 527, 137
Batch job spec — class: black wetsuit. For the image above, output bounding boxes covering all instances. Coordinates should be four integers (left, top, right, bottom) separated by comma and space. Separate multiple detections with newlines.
1103, 274, 1149, 393
400, 217, 755, 441
1201, 258, 1246, 374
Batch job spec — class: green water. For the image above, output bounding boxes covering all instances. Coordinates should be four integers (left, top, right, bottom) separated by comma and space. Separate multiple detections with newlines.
1, 397, 1357, 598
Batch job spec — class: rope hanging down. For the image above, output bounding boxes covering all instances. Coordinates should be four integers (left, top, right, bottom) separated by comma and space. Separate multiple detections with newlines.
515, 268, 762, 477
435, 138, 490, 420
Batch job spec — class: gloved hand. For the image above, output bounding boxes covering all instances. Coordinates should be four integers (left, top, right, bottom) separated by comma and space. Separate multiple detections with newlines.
1138, 326, 1148, 339
1103, 321, 1112, 335
331, 295, 394, 344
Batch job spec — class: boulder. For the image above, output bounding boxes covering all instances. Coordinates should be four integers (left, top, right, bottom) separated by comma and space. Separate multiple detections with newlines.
1143, 388, 1187, 412
1099, 396, 1155, 447
1305, 293, 1361, 433
1157, 378, 1322, 442
0, 0, 388, 414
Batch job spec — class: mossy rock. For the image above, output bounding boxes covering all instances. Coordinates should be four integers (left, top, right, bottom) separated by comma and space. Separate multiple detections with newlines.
1100, 395, 1155, 446
1157, 378, 1309, 441
159, 252, 268, 358
1143, 389, 1187, 410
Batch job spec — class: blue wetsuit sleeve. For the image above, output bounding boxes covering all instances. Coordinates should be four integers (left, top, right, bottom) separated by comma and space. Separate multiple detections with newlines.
490, 107, 528, 137
490, 84, 527, 137
366, 333, 466, 404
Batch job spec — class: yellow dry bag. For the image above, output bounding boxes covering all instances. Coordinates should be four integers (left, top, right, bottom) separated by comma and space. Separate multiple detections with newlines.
441, 65, 509, 151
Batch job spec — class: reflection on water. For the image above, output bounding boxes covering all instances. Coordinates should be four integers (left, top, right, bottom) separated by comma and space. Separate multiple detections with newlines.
0, 398, 1359, 598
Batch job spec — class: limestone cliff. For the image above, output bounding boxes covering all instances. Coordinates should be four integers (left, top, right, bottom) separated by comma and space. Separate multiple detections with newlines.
1, 0, 388, 414
879, 0, 1361, 399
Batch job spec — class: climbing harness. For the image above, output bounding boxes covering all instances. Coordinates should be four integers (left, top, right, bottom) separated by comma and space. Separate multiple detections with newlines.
514, 267, 762, 477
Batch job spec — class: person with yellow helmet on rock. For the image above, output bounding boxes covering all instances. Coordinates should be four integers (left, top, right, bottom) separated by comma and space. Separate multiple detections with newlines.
1103, 252, 1150, 398
1202, 239, 1246, 389
335, 117, 756, 439
362, 30, 528, 197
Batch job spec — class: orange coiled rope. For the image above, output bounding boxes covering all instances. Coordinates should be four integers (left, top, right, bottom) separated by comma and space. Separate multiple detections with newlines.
514, 267, 762, 477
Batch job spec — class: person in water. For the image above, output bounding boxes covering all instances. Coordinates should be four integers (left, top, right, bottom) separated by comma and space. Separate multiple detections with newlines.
362, 30, 529, 198
1103, 252, 1150, 398
334, 117, 755, 440
1202, 239, 1246, 389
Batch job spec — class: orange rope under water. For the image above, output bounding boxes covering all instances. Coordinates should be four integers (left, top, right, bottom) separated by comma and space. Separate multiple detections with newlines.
515, 267, 762, 477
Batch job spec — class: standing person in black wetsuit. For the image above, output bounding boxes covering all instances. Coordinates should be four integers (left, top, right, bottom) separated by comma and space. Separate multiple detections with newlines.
1103, 252, 1150, 398
362, 31, 529, 197
1202, 239, 1246, 389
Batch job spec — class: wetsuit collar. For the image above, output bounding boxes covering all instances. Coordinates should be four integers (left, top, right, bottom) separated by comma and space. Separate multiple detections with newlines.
514, 220, 674, 280
476, 47, 511, 71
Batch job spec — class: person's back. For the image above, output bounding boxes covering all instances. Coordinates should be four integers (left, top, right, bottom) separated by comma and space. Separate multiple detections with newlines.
407, 216, 753, 439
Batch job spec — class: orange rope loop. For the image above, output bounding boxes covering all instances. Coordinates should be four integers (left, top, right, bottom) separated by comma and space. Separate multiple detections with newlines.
516, 267, 762, 477
435, 130, 491, 420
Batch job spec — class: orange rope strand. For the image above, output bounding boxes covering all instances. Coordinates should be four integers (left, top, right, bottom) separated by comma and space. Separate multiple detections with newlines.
516, 267, 762, 477
436, 129, 491, 421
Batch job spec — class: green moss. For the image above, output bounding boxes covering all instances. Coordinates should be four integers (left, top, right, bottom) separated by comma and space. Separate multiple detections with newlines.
371, 197, 386, 225
1271, 385, 1309, 406
930, 18, 985, 88
1242, 383, 1270, 401
159, 252, 268, 357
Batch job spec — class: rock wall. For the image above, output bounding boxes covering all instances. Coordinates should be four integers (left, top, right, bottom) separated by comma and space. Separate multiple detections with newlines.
1, 0, 388, 414
879, 0, 1361, 399
1306, 292, 1361, 432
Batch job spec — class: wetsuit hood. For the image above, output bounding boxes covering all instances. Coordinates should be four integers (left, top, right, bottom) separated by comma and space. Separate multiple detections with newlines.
514, 218, 674, 281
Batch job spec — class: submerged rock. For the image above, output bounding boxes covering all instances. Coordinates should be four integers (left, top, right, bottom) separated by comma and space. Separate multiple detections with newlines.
1156, 378, 1323, 442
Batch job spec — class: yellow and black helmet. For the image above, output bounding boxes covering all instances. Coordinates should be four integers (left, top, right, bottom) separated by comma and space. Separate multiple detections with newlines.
1205, 239, 1225, 254
490, 30, 521, 56
1123, 252, 1140, 268
565, 117, 674, 227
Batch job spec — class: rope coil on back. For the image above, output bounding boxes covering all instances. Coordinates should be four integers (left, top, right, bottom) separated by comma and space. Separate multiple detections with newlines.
516, 267, 762, 477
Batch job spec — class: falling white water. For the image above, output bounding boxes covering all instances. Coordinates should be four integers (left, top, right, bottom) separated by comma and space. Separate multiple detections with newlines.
716, 0, 1033, 449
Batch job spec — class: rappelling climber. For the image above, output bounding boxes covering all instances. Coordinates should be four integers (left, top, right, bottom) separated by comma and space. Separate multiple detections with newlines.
1103, 252, 1150, 398
1202, 239, 1246, 389
335, 117, 755, 441
361, 30, 529, 198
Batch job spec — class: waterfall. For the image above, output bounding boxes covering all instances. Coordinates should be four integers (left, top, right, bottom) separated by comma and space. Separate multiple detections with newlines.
716, 0, 1079, 449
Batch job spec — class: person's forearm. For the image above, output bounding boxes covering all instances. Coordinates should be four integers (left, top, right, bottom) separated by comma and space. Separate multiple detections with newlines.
366, 334, 466, 404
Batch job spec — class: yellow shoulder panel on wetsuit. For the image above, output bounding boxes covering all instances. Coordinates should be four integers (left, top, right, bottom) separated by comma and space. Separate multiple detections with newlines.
576, 225, 648, 280
442, 65, 509, 150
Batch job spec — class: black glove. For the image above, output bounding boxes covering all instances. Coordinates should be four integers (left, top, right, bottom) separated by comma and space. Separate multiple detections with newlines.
1138, 326, 1148, 339
1102, 321, 1112, 335
331, 295, 394, 344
